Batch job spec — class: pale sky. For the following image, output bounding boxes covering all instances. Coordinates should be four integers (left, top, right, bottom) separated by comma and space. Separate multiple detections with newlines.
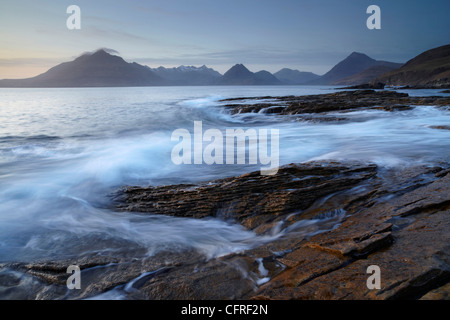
0, 0, 449, 79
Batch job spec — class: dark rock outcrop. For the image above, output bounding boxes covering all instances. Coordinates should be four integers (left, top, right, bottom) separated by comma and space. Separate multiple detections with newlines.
220, 90, 450, 116
115, 162, 377, 233
339, 82, 385, 90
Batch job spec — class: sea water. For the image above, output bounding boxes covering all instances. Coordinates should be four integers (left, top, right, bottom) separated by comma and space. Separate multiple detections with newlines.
0, 86, 449, 264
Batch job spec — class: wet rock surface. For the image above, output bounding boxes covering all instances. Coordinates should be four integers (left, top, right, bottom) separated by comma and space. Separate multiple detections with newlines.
115, 162, 377, 233
252, 166, 450, 300
221, 90, 450, 117
2, 161, 448, 300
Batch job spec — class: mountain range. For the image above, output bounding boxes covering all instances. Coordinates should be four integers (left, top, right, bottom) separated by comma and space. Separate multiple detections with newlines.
147, 65, 221, 85
0, 45, 449, 87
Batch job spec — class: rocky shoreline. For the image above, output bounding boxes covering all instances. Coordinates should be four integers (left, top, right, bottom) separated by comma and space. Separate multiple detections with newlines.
220, 89, 450, 118
1, 90, 449, 300
1, 161, 448, 300
116, 162, 450, 300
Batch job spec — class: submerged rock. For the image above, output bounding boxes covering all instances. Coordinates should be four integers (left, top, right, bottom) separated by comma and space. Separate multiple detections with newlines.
430, 125, 450, 131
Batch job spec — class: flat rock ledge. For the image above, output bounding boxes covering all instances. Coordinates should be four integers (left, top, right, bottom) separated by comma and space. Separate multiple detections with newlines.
2, 161, 448, 300
221, 90, 450, 119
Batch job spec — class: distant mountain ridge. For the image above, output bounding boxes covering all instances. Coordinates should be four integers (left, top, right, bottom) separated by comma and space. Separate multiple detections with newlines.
273, 68, 320, 85
0, 50, 163, 87
217, 64, 281, 85
311, 52, 403, 85
147, 65, 221, 85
